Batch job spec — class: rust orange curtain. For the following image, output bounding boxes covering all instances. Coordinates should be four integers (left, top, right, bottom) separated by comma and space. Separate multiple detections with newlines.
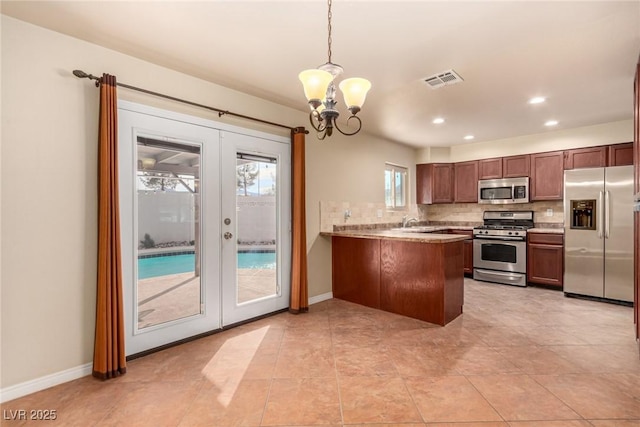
93, 74, 127, 379
290, 127, 309, 313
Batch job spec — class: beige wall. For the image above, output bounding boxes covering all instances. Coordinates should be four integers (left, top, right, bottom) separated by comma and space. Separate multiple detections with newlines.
0, 16, 415, 389
416, 120, 633, 164
306, 133, 417, 298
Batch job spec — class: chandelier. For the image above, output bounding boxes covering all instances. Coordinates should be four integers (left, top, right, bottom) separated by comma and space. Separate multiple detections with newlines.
298, 0, 371, 140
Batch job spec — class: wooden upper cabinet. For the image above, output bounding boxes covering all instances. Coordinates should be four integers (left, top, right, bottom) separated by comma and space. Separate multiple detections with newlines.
503, 154, 530, 178
530, 151, 564, 201
479, 155, 530, 179
478, 158, 502, 180
416, 163, 453, 204
564, 146, 607, 169
608, 142, 633, 166
454, 160, 479, 203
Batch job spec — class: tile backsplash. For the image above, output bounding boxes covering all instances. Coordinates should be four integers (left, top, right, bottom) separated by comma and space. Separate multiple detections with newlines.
419, 201, 564, 226
319, 201, 419, 232
320, 200, 564, 232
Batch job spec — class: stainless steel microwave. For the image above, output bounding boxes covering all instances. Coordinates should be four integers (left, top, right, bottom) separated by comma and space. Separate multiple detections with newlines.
478, 177, 529, 204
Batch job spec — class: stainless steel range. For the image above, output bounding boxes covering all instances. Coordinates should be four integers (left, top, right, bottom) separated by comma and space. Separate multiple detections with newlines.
473, 210, 534, 287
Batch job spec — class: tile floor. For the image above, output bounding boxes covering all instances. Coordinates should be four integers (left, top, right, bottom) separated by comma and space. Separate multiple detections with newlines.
3, 278, 640, 426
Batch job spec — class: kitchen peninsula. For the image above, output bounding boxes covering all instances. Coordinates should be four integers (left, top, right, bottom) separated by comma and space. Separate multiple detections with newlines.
326, 229, 468, 326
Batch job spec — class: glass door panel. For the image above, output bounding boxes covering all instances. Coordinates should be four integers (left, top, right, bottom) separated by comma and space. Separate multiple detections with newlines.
236, 153, 278, 304
136, 137, 201, 329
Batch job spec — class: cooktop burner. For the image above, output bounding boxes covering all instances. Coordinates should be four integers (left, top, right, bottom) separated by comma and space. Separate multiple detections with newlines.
473, 210, 535, 239
474, 225, 531, 231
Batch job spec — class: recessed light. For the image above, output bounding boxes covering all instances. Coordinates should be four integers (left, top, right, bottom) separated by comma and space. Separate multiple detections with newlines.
544, 120, 558, 126
529, 96, 546, 104
432, 117, 445, 124
463, 135, 474, 140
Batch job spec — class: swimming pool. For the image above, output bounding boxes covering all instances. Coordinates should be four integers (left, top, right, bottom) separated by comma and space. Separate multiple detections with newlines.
138, 252, 276, 279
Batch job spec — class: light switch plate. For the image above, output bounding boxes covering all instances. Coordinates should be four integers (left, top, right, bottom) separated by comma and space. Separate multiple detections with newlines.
376, 209, 383, 218
546, 208, 553, 217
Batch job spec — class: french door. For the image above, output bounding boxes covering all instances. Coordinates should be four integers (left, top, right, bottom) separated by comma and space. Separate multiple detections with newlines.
118, 102, 290, 356
221, 131, 291, 325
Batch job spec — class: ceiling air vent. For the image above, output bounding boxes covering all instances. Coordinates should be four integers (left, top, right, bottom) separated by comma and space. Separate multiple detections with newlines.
422, 69, 464, 89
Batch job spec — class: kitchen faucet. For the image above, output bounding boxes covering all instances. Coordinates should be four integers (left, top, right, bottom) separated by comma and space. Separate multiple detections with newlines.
402, 215, 419, 228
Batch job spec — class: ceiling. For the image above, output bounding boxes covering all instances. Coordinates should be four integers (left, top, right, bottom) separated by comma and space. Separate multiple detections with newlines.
3, 1, 640, 148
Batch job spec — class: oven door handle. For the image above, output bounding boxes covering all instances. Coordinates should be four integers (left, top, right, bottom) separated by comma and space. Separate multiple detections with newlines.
474, 269, 524, 281
473, 235, 525, 241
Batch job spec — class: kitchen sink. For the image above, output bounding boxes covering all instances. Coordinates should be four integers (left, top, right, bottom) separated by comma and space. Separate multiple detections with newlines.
390, 226, 445, 233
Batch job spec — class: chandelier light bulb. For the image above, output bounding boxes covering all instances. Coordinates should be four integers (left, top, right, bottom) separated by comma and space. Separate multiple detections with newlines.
339, 78, 372, 112
299, 69, 333, 105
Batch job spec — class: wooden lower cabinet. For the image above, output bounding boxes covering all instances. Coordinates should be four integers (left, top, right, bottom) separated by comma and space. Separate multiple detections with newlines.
527, 232, 564, 288
449, 229, 473, 275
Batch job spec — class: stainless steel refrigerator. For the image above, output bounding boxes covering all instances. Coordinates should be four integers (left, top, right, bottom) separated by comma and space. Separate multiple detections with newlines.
564, 165, 634, 302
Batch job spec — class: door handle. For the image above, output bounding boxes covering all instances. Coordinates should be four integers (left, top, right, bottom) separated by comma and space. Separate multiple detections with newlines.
224, 232, 233, 240
604, 190, 610, 239
598, 191, 604, 239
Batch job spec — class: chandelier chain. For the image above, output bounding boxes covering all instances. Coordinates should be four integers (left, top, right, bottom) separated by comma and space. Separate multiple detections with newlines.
327, 0, 333, 63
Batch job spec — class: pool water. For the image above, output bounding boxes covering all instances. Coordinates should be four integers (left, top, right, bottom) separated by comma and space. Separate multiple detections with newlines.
138, 252, 276, 279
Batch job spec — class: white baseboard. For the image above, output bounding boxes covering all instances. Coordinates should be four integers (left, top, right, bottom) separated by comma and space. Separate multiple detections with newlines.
1, 362, 92, 403
309, 291, 333, 305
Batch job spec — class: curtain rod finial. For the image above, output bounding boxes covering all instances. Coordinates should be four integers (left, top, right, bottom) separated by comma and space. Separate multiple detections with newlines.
73, 69, 101, 86
73, 69, 89, 78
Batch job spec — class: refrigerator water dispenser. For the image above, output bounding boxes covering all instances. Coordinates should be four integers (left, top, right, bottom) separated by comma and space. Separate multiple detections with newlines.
570, 199, 596, 230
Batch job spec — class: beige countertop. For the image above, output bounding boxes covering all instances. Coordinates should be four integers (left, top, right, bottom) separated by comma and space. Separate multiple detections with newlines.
321, 229, 470, 243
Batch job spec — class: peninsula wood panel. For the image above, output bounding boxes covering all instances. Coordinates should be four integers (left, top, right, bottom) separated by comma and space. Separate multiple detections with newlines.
380, 240, 463, 325
332, 236, 381, 309
443, 241, 465, 323
449, 229, 473, 275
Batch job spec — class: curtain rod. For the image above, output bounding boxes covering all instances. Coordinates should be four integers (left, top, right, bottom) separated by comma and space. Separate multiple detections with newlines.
73, 70, 303, 132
